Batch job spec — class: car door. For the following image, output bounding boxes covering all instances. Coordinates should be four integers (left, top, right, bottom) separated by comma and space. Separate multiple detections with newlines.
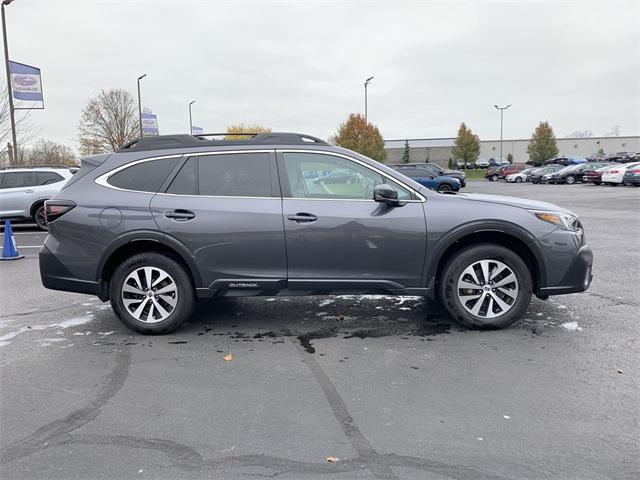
278, 151, 427, 289
35, 170, 67, 200
150, 151, 287, 290
0, 171, 36, 217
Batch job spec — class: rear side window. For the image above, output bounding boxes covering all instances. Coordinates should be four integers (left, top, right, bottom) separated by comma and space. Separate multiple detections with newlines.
166, 158, 197, 195
108, 157, 180, 192
198, 153, 271, 197
0, 171, 36, 189
36, 171, 64, 185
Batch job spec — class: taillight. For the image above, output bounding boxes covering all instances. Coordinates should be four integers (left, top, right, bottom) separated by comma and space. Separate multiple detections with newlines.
610, 170, 620, 174
44, 200, 76, 223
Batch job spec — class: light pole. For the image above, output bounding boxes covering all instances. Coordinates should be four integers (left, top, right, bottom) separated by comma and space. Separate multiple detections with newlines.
494, 104, 511, 162
2, 0, 17, 165
364, 76, 373, 123
137, 73, 146, 137
189, 100, 195, 134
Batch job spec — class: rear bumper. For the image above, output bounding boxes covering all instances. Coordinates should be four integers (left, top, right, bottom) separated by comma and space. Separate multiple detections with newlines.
538, 245, 593, 296
39, 245, 99, 296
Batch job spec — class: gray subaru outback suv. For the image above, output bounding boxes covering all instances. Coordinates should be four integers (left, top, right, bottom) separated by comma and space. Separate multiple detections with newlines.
39, 132, 593, 334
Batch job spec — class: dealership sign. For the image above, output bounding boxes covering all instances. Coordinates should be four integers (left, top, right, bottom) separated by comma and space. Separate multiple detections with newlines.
141, 112, 159, 136
9, 61, 44, 104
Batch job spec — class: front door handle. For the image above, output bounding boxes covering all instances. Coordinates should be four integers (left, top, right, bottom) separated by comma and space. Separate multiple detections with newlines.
25, 189, 34, 194
165, 209, 195, 221
287, 212, 318, 223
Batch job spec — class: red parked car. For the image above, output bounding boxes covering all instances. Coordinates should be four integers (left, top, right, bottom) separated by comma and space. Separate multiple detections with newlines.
485, 163, 526, 181
583, 165, 615, 185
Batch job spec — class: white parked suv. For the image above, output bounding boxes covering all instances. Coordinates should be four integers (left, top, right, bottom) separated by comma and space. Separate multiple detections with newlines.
0, 166, 76, 230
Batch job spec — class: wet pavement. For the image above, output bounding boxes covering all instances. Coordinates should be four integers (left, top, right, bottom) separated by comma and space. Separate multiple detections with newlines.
1, 182, 638, 479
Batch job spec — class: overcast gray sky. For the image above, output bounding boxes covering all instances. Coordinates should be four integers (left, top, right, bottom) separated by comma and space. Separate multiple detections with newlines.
5, 0, 640, 149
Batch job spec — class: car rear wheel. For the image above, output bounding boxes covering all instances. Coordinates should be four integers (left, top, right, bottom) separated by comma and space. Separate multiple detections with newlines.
439, 244, 532, 329
566, 175, 576, 185
491, 174, 499, 182
110, 252, 195, 334
437, 183, 452, 193
34, 205, 48, 231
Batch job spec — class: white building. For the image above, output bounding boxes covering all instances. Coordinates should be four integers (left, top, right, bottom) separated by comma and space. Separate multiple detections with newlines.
384, 136, 640, 166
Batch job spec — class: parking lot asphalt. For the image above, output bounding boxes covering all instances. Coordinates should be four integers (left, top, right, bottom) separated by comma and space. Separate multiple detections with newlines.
1, 182, 638, 479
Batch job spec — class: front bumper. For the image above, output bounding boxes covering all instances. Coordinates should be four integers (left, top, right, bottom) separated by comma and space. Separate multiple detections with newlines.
622, 174, 640, 185
39, 245, 100, 296
538, 245, 593, 296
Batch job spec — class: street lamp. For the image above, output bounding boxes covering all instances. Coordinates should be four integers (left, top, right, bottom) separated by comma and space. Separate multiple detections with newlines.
189, 100, 195, 135
2, 0, 17, 165
364, 76, 374, 123
494, 104, 511, 162
137, 74, 147, 137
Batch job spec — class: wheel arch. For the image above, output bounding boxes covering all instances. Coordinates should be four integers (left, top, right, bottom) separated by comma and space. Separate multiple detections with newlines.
96, 231, 202, 301
29, 198, 48, 217
427, 222, 546, 295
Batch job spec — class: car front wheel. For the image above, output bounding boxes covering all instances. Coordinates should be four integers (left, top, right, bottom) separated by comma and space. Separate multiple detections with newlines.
439, 244, 532, 329
437, 183, 452, 193
110, 252, 195, 334
515, 177, 523, 183
566, 175, 576, 185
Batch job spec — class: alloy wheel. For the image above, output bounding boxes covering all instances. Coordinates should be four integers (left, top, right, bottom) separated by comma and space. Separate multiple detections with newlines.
121, 266, 178, 323
456, 259, 519, 319
35, 206, 48, 230
438, 184, 452, 193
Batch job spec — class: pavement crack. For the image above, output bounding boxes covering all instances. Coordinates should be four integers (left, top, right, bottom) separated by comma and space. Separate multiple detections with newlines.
0, 346, 131, 465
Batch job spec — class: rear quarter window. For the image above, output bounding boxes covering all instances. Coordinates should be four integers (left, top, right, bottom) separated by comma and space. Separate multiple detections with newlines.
107, 157, 180, 192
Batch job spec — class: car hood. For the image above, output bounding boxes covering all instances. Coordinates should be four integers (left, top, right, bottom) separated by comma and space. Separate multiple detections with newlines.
455, 192, 573, 213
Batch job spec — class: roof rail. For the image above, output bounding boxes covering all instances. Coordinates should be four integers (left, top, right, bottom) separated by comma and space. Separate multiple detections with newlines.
117, 132, 328, 152
0, 164, 78, 170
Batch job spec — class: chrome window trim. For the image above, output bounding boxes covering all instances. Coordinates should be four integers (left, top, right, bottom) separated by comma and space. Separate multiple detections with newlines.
94, 148, 426, 202
277, 149, 426, 202
94, 150, 274, 194
94, 154, 185, 193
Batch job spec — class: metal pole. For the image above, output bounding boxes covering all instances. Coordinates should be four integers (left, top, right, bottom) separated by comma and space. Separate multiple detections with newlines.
499, 109, 504, 162
137, 74, 146, 137
364, 83, 367, 123
189, 100, 195, 134
2, 1, 18, 166
364, 76, 373, 123
494, 104, 511, 162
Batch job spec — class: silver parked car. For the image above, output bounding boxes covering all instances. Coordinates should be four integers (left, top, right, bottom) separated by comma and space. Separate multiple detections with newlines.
0, 166, 76, 230
39, 133, 593, 334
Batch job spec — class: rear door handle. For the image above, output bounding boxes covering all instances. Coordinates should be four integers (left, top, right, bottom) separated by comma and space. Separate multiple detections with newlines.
165, 209, 195, 221
287, 212, 318, 223
25, 189, 34, 194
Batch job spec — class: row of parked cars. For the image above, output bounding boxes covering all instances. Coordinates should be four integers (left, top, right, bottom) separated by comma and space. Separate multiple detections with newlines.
494, 162, 640, 186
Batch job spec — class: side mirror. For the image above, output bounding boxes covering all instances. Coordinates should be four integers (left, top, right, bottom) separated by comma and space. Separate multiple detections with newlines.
373, 184, 405, 207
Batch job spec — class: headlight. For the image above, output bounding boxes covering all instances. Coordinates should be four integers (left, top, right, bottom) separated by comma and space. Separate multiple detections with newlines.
530, 210, 581, 231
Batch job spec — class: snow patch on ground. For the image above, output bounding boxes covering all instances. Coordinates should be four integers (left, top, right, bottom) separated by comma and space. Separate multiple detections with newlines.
318, 299, 334, 307
0, 315, 94, 347
561, 321, 583, 331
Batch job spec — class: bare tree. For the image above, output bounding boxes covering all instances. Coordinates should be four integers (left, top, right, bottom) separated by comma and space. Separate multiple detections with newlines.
77, 89, 139, 155
0, 83, 36, 165
19, 139, 77, 166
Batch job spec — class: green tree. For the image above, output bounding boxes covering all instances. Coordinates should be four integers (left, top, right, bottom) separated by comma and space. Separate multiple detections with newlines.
451, 122, 480, 168
597, 147, 605, 156
507, 153, 513, 164
331, 113, 386, 162
448, 157, 453, 169
402, 140, 410, 163
527, 121, 559, 166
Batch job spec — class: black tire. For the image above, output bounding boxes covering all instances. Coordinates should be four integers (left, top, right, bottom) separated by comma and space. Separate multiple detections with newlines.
438, 244, 532, 330
515, 177, 523, 183
437, 183, 452, 193
109, 252, 195, 334
34, 205, 48, 231
491, 174, 499, 182
565, 175, 576, 185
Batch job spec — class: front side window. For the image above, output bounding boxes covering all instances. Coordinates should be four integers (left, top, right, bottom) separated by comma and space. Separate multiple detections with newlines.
108, 157, 180, 192
0, 172, 36, 189
198, 152, 271, 197
36, 171, 64, 185
282, 152, 412, 200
